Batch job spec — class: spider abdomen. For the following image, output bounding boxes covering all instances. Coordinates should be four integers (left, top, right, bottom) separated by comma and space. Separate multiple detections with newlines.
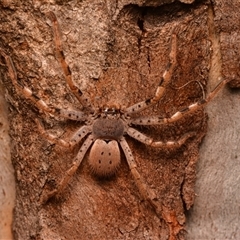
89, 139, 121, 176
92, 118, 124, 140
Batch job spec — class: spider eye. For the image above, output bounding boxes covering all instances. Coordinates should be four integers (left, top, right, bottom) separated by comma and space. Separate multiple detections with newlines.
103, 108, 116, 114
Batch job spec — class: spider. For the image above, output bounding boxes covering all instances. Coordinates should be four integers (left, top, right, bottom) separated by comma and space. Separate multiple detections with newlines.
0, 12, 229, 214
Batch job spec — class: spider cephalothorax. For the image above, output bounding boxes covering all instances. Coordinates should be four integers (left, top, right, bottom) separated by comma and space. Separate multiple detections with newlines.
0, 12, 229, 217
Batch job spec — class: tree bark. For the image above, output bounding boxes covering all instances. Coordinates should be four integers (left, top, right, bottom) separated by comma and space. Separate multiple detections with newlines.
0, 0, 239, 239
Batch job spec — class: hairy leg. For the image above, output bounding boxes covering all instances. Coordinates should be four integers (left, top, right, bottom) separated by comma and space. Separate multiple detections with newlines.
127, 127, 195, 148
125, 34, 177, 115
40, 134, 94, 203
0, 49, 86, 121
119, 137, 163, 217
36, 119, 91, 148
46, 11, 92, 110
131, 78, 230, 125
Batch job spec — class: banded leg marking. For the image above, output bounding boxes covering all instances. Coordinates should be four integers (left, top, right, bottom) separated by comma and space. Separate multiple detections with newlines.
0, 49, 86, 121
125, 34, 177, 114
166, 78, 230, 124
36, 119, 91, 148
131, 78, 230, 125
41, 134, 94, 203
119, 137, 162, 216
131, 116, 165, 125
46, 11, 92, 109
127, 127, 195, 148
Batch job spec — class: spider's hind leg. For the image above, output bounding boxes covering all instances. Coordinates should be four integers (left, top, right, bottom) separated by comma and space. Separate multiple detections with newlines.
40, 134, 94, 203
119, 137, 162, 217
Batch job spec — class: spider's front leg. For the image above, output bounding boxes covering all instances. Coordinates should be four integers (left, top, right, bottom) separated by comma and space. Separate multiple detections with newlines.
40, 134, 94, 203
125, 34, 177, 115
0, 49, 86, 121
119, 137, 163, 217
46, 11, 92, 110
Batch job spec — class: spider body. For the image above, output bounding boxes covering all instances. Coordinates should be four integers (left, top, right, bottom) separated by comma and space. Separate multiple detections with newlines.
89, 139, 121, 176
0, 12, 230, 217
89, 107, 125, 176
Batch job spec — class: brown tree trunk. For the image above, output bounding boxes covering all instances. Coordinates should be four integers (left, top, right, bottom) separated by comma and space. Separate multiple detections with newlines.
0, 0, 239, 239
187, 0, 240, 238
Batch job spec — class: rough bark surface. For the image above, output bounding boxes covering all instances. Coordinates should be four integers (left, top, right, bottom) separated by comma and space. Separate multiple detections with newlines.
0, 0, 239, 239
187, 0, 240, 238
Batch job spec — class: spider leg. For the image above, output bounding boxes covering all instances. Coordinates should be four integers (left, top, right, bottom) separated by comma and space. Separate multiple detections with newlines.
127, 127, 194, 148
0, 49, 86, 121
125, 34, 177, 115
131, 78, 230, 125
119, 137, 162, 217
40, 134, 94, 203
35, 118, 91, 148
46, 11, 92, 110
